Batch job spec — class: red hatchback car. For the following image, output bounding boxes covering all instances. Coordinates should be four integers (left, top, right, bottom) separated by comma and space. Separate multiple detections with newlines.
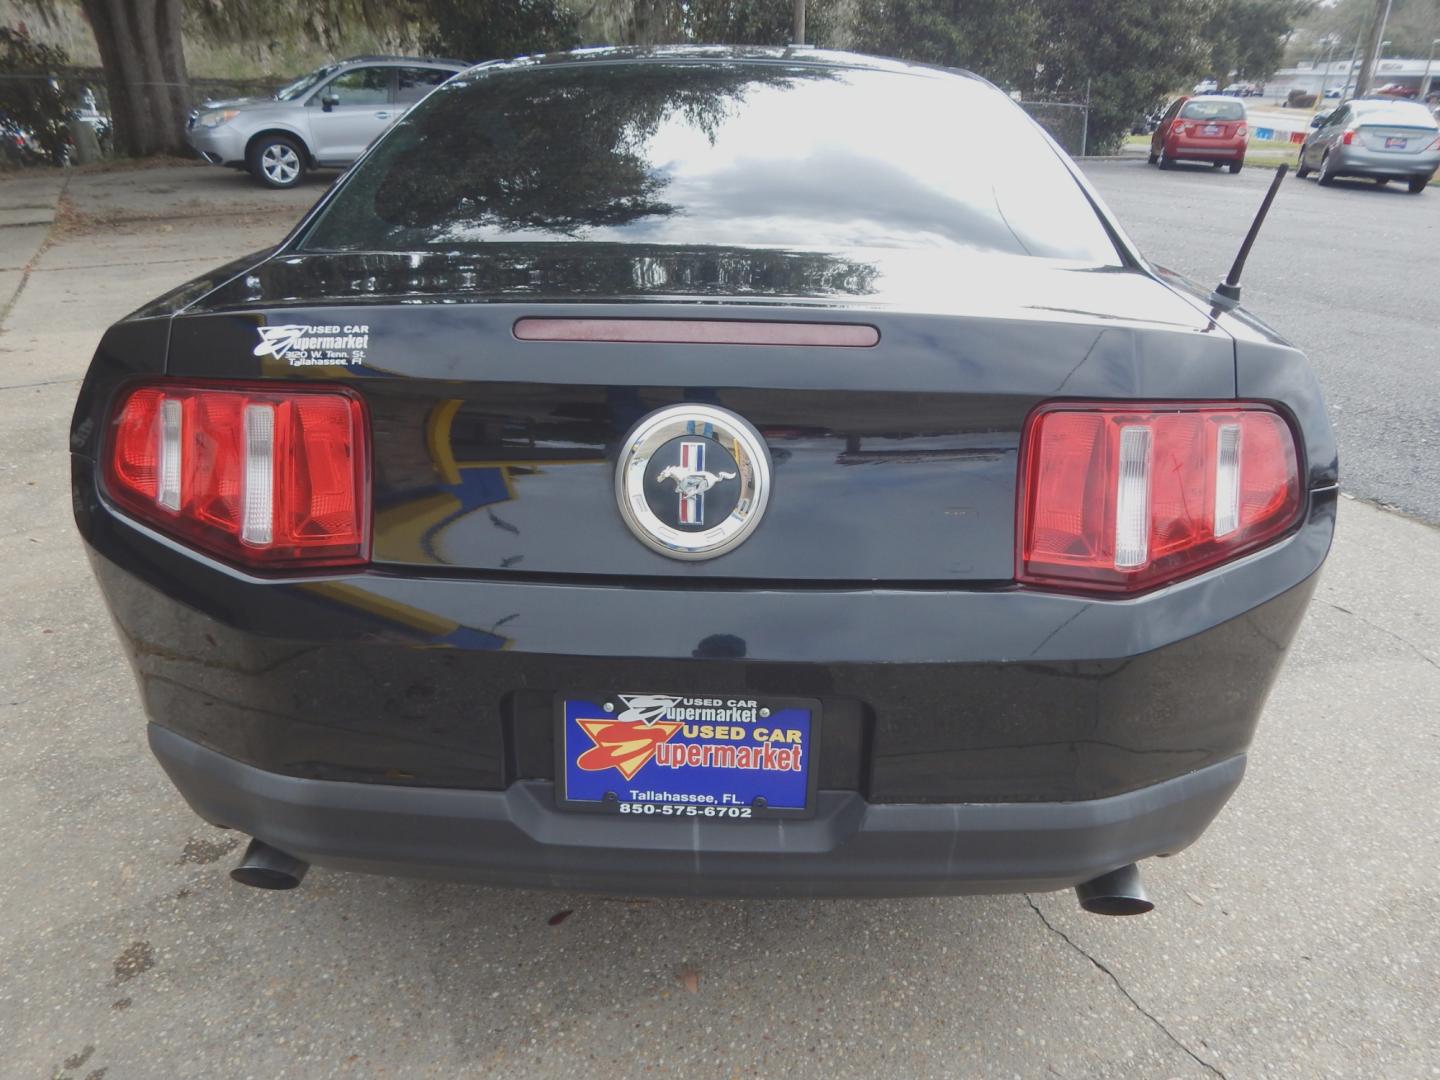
1150, 95, 1249, 173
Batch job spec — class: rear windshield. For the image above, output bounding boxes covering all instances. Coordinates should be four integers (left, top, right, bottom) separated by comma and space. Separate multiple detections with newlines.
1353, 100, 1439, 128
1180, 99, 1244, 121
299, 61, 1121, 264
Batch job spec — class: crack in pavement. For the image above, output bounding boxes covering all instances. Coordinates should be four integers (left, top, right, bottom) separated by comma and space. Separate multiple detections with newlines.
1024, 895, 1228, 1079
0, 377, 82, 392
0, 173, 69, 334
1320, 600, 1439, 672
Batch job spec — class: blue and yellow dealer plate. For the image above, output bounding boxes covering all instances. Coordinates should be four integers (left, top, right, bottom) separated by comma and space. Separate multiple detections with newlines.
556, 693, 819, 819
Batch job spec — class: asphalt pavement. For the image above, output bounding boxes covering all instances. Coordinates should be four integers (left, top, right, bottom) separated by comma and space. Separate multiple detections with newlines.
1083, 157, 1440, 525
1, 162, 1438, 1079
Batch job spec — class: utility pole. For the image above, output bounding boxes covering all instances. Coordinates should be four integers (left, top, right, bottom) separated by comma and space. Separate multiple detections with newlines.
1354, 0, 1393, 97
1317, 36, 1339, 106
793, 0, 806, 46
1343, 29, 1362, 99
1421, 38, 1440, 102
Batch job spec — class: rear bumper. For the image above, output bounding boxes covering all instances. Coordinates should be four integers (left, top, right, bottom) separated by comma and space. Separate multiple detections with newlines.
151, 723, 1246, 897
1332, 145, 1440, 178
77, 456, 1333, 894
1168, 138, 1245, 160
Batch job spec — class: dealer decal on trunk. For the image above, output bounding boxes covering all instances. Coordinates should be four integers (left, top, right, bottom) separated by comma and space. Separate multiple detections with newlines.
253, 323, 370, 367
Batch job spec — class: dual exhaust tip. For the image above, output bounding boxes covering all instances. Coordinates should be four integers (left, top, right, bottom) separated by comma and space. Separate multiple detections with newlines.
230, 839, 1155, 916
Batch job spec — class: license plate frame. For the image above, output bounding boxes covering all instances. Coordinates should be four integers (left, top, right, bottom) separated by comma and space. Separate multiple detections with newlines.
554, 692, 821, 820
1385, 136, 1408, 149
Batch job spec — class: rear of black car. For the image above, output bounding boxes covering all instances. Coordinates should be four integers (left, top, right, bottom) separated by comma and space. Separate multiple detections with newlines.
71, 50, 1337, 901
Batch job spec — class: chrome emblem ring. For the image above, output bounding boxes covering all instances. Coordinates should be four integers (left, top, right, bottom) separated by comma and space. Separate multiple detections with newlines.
615, 404, 772, 561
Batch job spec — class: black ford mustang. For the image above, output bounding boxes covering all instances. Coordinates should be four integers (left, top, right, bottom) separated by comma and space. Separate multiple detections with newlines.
71, 48, 1336, 913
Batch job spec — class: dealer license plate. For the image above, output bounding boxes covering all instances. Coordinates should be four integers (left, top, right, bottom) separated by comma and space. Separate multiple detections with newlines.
1385, 136, 1408, 149
556, 693, 818, 819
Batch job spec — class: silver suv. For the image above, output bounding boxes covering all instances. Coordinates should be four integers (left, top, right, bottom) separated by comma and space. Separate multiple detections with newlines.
187, 56, 467, 189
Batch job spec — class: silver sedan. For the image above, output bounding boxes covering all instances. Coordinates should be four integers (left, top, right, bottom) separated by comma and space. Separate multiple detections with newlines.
1297, 98, 1440, 194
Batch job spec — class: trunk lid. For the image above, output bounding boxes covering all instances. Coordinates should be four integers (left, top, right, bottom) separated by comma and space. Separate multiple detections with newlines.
165, 247, 1236, 583
1357, 123, 1438, 155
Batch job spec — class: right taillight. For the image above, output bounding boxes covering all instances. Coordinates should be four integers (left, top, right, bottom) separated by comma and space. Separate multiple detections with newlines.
1018, 403, 1302, 594
104, 381, 369, 568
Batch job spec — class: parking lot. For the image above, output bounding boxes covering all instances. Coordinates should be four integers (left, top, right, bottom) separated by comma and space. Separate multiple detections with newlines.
2, 160, 1438, 1078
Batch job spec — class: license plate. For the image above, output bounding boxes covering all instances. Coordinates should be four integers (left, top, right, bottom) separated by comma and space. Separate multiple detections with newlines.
1385, 136, 1407, 149
1203, 124, 1221, 135
556, 693, 818, 819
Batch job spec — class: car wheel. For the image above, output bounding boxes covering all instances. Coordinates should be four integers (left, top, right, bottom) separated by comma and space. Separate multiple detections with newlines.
1408, 176, 1429, 194
1295, 151, 1310, 179
1147, 150, 1158, 165
1317, 151, 1336, 186
248, 135, 307, 189
1228, 159, 1243, 174
1158, 146, 1174, 170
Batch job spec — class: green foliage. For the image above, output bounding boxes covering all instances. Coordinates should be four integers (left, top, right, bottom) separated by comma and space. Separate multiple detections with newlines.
1026, 0, 1213, 153
1290, 0, 1440, 64
844, 0, 1312, 153
684, 0, 795, 45
843, 0, 1040, 84
0, 25, 71, 164
420, 0, 580, 61
1204, 0, 1314, 79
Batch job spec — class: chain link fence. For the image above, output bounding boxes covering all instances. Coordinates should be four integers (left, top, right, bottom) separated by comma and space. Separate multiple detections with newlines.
1016, 98, 1091, 157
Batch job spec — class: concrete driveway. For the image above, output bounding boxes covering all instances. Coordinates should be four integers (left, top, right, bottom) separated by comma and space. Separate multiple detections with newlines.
1, 161, 1437, 1079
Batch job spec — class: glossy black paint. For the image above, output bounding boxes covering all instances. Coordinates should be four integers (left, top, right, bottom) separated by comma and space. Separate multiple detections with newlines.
70, 48, 1338, 892
74, 454, 1332, 801
155, 273, 1240, 581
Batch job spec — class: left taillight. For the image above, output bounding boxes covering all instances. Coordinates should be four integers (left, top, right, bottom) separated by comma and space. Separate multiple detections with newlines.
104, 382, 369, 568
1018, 402, 1303, 594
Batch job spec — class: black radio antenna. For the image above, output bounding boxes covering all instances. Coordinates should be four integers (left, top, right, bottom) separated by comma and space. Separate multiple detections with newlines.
1211, 163, 1288, 307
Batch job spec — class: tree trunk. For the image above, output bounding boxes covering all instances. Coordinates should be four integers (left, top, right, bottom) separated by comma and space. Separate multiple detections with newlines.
80, 0, 191, 158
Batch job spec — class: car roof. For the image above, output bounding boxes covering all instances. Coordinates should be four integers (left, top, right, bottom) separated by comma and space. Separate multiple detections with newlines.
453, 45, 985, 85
1186, 94, 1246, 104
337, 55, 469, 69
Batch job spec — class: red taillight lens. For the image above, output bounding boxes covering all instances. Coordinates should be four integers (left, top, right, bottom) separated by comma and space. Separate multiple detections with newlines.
1341, 129, 1357, 145
1018, 403, 1302, 594
1173, 121, 1188, 136
105, 382, 368, 568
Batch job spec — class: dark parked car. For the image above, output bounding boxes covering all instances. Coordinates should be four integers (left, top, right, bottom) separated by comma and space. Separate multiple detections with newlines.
72, 48, 1336, 914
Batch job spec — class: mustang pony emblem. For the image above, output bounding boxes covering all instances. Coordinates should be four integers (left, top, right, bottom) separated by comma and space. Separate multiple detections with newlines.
655, 464, 737, 496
